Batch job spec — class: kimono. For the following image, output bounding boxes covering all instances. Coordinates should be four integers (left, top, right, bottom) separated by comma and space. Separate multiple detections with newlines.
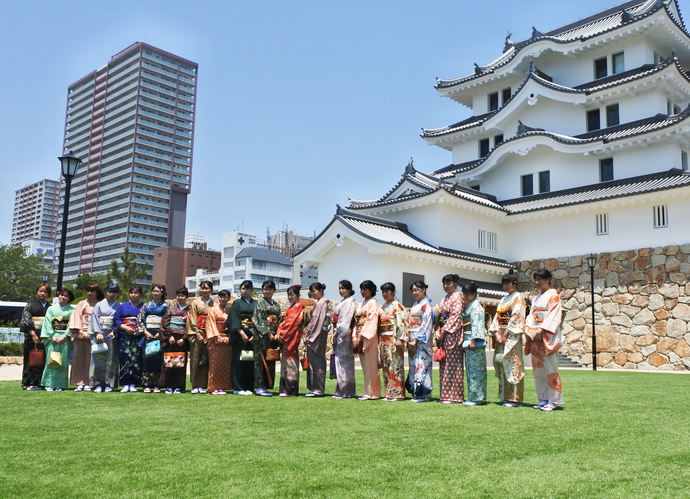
136, 300, 168, 388
489, 292, 526, 403
20, 299, 49, 388
378, 299, 406, 400
405, 297, 434, 400
40, 304, 75, 389
69, 299, 98, 386
333, 296, 356, 398
113, 301, 144, 387
525, 288, 564, 405
89, 298, 120, 389
229, 297, 256, 392
252, 297, 282, 391
438, 292, 465, 403
305, 297, 329, 395
206, 304, 232, 392
462, 298, 487, 403
187, 297, 214, 390
355, 297, 380, 399
276, 302, 304, 396
158, 303, 189, 390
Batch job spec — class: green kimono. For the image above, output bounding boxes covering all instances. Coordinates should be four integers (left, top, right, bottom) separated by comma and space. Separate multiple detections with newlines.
229, 297, 256, 392
252, 297, 282, 390
40, 304, 75, 389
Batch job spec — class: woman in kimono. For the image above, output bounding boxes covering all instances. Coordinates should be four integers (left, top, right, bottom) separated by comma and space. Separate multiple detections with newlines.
40, 289, 75, 391
229, 280, 256, 396
89, 284, 121, 392
525, 269, 564, 411
136, 284, 168, 393
70, 283, 104, 391
405, 280, 434, 402
461, 282, 487, 405
332, 280, 356, 399
305, 282, 329, 397
353, 280, 380, 401
187, 280, 214, 394
276, 285, 304, 397
20, 283, 51, 390
206, 289, 232, 395
113, 285, 144, 392
489, 270, 526, 407
252, 280, 281, 396
158, 287, 189, 394
379, 282, 406, 401
435, 274, 465, 404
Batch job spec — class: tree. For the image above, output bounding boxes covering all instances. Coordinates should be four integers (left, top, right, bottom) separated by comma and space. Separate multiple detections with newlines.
108, 246, 150, 291
0, 244, 48, 302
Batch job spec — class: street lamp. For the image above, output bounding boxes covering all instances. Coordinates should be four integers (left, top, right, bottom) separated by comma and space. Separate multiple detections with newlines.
56, 151, 82, 291
587, 253, 598, 371
42, 272, 49, 284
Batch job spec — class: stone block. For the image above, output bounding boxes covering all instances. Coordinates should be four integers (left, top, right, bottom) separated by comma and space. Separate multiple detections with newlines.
648, 352, 669, 367
659, 283, 680, 299
666, 318, 687, 339
639, 248, 654, 257
685, 333, 690, 344
610, 315, 633, 327
562, 277, 580, 289
635, 256, 652, 270
651, 254, 667, 267
553, 269, 568, 280
670, 273, 689, 285
560, 289, 576, 301
630, 325, 651, 337
619, 334, 635, 352
597, 352, 613, 366
636, 334, 656, 347
566, 331, 583, 344
601, 302, 620, 316
529, 260, 541, 270
654, 246, 663, 255
656, 364, 675, 371
684, 358, 690, 370
619, 305, 641, 318
630, 295, 649, 308
613, 293, 634, 305
571, 317, 586, 330
677, 297, 690, 304
663, 245, 680, 256
622, 362, 637, 369
619, 272, 634, 285
569, 344, 585, 356
544, 258, 559, 272
641, 345, 657, 356
628, 282, 642, 294
568, 255, 582, 267
665, 299, 678, 311
645, 266, 666, 285
665, 257, 682, 273
633, 309, 656, 325
673, 340, 690, 358
580, 353, 593, 365
669, 352, 680, 363
565, 309, 581, 322
637, 362, 653, 370
604, 361, 624, 370
640, 284, 658, 296
563, 297, 578, 310
653, 320, 667, 336
656, 338, 677, 353
596, 331, 619, 352
607, 260, 624, 272
628, 352, 644, 363
672, 303, 690, 321
614, 350, 627, 366
647, 294, 665, 311
606, 272, 620, 287
680, 244, 690, 253
653, 309, 670, 321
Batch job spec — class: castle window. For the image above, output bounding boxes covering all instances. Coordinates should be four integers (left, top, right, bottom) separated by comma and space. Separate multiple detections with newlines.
654, 51, 662, 64
612, 52, 624, 74
502, 87, 511, 104
539, 171, 550, 193
600, 158, 614, 182
653, 205, 668, 228
682, 151, 688, 171
587, 109, 601, 131
667, 100, 681, 115
606, 104, 619, 126
470, 185, 480, 191
488, 92, 499, 111
478, 229, 497, 252
494, 134, 504, 146
596, 214, 609, 235
594, 57, 607, 79
521, 174, 533, 196
479, 138, 490, 157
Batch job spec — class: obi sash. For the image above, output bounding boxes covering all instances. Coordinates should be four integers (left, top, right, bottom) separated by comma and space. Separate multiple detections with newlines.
408, 311, 422, 332
121, 317, 137, 329
240, 312, 253, 328
99, 316, 114, 333
379, 314, 395, 335
81, 313, 92, 332
197, 315, 207, 331
145, 315, 162, 330
52, 317, 69, 332
354, 313, 366, 335
216, 320, 228, 333
438, 312, 449, 329
170, 317, 186, 331
532, 310, 546, 324
32, 316, 45, 330
266, 314, 278, 330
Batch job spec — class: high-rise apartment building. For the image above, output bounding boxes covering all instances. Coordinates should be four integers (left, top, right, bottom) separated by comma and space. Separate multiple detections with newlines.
12, 179, 60, 245
59, 42, 198, 284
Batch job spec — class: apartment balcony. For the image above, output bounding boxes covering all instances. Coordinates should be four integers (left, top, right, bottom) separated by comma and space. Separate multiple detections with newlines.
141, 71, 178, 90
140, 79, 177, 97
137, 127, 173, 143
142, 60, 177, 79
96, 217, 128, 230
136, 117, 175, 134
108, 53, 141, 75
131, 186, 169, 200
136, 136, 173, 152
131, 195, 168, 208
142, 50, 178, 71
101, 138, 135, 158
94, 236, 127, 249
106, 71, 139, 95
139, 88, 176, 106
179, 64, 196, 76
138, 98, 176, 118
129, 225, 167, 237
133, 166, 171, 182
102, 130, 136, 150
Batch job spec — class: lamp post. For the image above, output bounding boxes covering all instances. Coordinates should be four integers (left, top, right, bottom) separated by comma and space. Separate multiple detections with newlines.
56, 151, 82, 291
42, 272, 49, 284
587, 253, 598, 371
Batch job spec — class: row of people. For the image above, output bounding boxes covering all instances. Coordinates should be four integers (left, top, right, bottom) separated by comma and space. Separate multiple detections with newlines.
19, 269, 564, 408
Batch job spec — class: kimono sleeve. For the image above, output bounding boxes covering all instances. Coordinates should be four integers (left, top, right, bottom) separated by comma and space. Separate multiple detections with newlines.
417, 301, 433, 343
19, 302, 34, 334
135, 304, 148, 335
40, 307, 55, 339
187, 300, 200, 336
229, 300, 243, 332
441, 293, 464, 335
90, 302, 104, 336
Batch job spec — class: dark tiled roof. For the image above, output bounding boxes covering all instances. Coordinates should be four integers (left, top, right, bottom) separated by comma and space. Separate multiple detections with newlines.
235, 247, 292, 265
501, 169, 690, 214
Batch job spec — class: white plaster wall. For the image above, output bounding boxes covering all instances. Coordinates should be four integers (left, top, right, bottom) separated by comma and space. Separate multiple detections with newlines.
496, 99, 585, 137
611, 143, 680, 178
451, 139, 484, 164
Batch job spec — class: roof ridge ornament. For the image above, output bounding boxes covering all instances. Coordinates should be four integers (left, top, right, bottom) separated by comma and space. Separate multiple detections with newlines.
474, 63, 483, 75
666, 49, 677, 63
531, 26, 542, 40
527, 61, 536, 75
438, 177, 447, 189
335, 204, 344, 216
503, 31, 514, 53
621, 8, 632, 23
404, 158, 415, 176
517, 120, 545, 135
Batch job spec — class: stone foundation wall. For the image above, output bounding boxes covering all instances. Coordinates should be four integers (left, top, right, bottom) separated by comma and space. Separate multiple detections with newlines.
512, 244, 690, 371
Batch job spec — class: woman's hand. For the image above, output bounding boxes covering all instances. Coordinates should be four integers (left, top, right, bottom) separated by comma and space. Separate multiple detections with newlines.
469, 338, 476, 350
239, 331, 249, 343
30, 331, 40, 343
145, 332, 154, 340
169, 337, 176, 345
96, 333, 104, 343
176, 338, 185, 347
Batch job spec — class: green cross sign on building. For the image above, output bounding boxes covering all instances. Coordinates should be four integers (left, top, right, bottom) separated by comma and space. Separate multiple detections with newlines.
238, 237, 245, 245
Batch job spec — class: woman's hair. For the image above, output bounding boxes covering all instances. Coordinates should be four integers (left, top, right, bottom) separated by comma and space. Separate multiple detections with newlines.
359, 280, 377, 297
240, 280, 253, 290
409, 280, 428, 291
262, 280, 276, 291
338, 280, 355, 297
287, 285, 301, 297
199, 280, 214, 291
129, 285, 143, 295
380, 282, 396, 294
533, 269, 552, 281
502, 268, 518, 285
59, 288, 75, 302
462, 282, 478, 296
35, 283, 52, 297
85, 283, 105, 301
309, 282, 326, 293
441, 274, 460, 285
218, 289, 231, 298
151, 283, 167, 300
176, 287, 189, 297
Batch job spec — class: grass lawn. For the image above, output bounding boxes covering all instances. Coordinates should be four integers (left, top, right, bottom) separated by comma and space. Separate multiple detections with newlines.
1, 369, 689, 498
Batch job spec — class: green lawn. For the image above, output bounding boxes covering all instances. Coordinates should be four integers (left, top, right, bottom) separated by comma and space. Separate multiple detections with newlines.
2, 370, 689, 498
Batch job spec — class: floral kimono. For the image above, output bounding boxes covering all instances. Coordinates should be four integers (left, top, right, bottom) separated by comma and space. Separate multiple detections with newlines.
379, 299, 407, 400
136, 300, 169, 388
159, 303, 189, 391
405, 297, 434, 400
305, 297, 329, 395
113, 301, 144, 387
276, 302, 304, 396
462, 298, 487, 403
333, 296, 356, 398
252, 297, 282, 391
40, 304, 75, 389
489, 292, 526, 403
438, 291, 464, 403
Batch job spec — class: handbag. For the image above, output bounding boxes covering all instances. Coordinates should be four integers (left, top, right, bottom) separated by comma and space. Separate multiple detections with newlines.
300, 356, 309, 371
462, 338, 486, 349
144, 339, 161, 357
265, 348, 281, 362
28, 345, 45, 368
433, 347, 446, 363
353, 339, 364, 354
240, 349, 254, 361
164, 352, 186, 368
91, 341, 109, 354
49, 350, 62, 369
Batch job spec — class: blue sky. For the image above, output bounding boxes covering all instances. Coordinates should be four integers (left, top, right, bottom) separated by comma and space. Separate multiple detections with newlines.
0, 0, 645, 249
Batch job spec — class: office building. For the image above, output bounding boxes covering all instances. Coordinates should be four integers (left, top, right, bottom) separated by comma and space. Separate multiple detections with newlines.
12, 179, 60, 246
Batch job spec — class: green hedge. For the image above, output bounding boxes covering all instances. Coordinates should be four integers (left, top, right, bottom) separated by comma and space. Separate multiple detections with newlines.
0, 343, 23, 356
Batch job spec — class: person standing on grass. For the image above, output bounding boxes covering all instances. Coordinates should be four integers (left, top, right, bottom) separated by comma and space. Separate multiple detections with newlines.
252, 280, 281, 396
187, 280, 215, 394
276, 285, 304, 397
378, 282, 406, 401
136, 284, 168, 393
461, 282, 487, 405
40, 289, 75, 392
20, 283, 51, 390
332, 280, 356, 399
353, 280, 380, 401
525, 269, 564, 411
158, 287, 190, 394
229, 280, 256, 396
70, 284, 104, 392
206, 289, 233, 395
89, 284, 121, 393
405, 280, 434, 402
113, 286, 144, 392
489, 270, 526, 407
305, 282, 329, 398
435, 274, 465, 404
